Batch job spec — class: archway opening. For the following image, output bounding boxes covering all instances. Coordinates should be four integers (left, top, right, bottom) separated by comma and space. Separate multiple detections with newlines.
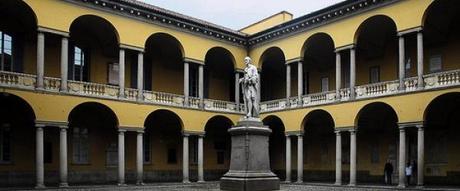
143, 109, 183, 182
203, 116, 232, 180
260, 47, 286, 101
424, 92, 460, 185
68, 102, 118, 184
302, 33, 336, 94
0, 93, 35, 186
302, 110, 335, 182
356, 102, 398, 184
0, 0, 37, 73
69, 15, 119, 83
144, 33, 184, 94
263, 115, 286, 179
204, 47, 235, 101
355, 16, 397, 86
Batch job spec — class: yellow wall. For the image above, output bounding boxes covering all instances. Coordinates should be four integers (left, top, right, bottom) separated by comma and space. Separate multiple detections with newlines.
240, 11, 293, 35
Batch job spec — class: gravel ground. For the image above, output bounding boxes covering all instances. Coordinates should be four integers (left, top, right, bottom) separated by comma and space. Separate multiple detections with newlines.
3, 182, 460, 191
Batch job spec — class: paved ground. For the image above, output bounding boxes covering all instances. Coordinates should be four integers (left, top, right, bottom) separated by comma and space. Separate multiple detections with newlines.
3, 182, 460, 191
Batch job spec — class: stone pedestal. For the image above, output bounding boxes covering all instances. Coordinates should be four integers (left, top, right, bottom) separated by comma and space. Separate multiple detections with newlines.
220, 119, 280, 191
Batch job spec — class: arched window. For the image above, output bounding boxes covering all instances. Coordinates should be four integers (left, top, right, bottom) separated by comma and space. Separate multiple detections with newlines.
72, 127, 89, 164
0, 31, 13, 72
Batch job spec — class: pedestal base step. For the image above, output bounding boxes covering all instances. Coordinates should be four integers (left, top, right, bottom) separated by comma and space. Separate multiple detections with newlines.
220, 176, 280, 191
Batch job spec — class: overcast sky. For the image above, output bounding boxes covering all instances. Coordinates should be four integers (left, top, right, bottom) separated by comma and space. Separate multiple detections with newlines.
140, 0, 344, 30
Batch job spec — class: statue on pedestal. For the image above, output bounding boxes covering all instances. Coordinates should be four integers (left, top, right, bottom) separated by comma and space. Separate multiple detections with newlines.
239, 56, 259, 119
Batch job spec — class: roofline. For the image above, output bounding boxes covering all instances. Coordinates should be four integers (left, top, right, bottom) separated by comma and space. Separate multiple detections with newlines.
239, 11, 293, 32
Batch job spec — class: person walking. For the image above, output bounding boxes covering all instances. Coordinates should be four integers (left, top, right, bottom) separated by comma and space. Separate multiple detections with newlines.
405, 162, 413, 186
384, 160, 394, 185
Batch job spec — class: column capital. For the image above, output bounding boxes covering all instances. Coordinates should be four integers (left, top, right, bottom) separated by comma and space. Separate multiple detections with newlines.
398, 121, 424, 129
397, 26, 423, 37
184, 57, 204, 65
182, 130, 205, 137
38, 26, 69, 37
334, 130, 342, 135
119, 44, 144, 52
285, 57, 303, 65
285, 131, 303, 137
118, 129, 127, 133
348, 128, 357, 134
335, 44, 355, 52
35, 120, 68, 128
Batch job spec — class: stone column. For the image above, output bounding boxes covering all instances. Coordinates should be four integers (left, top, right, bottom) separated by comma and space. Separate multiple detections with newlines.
285, 135, 291, 183
296, 134, 303, 183
184, 62, 190, 106
60, 37, 69, 91
35, 124, 45, 188
137, 52, 144, 100
183, 134, 190, 183
349, 48, 356, 99
119, 49, 125, 98
335, 52, 342, 99
286, 63, 291, 101
37, 32, 45, 90
59, 126, 68, 187
398, 126, 406, 187
417, 125, 424, 187
235, 72, 240, 107
297, 61, 303, 104
349, 129, 357, 186
118, 130, 126, 186
136, 131, 144, 185
198, 134, 204, 182
198, 64, 204, 108
335, 130, 342, 185
417, 31, 424, 89
399, 35, 406, 90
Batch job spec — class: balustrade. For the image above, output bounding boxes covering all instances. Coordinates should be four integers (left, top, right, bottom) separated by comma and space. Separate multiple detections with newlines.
424, 69, 460, 89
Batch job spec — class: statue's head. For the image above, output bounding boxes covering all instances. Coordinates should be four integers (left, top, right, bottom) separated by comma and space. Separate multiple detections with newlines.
244, 56, 252, 66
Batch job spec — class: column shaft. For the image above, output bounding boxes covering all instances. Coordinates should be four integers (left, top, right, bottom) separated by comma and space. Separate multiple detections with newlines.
335, 131, 342, 185
59, 127, 68, 187
417, 32, 424, 88
286, 64, 291, 100
35, 125, 45, 188
136, 131, 144, 185
183, 135, 190, 183
297, 134, 303, 183
118, 130, 125, 185
297, 61, 303, 103
198, 65, 204, 108
119, 49, 125, 97
399, 36, 406, 90
398, 127, 406, 187
37, 32, 45, 89
137, 52, 144, 100
235, 72, 240, 107
184, 62, 190, 105
349, 129, 357, 186
198, 135, 204, 182
60, 37, 69, 91
285, 135, 291, 183
335, 52, 342, 98
417, 125, 424, 187
349, 48, 356, 99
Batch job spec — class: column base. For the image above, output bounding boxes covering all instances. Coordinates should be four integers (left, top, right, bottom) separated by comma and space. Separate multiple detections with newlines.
348, 183, 356, 187
284, 180, 291, 183
197, 180, 205, 183
295, 180, 303, 184
397, 184, 406, 188
136, 182, 145, 186
334, 182, 342, 186
182, 180, 191, 183
59, 182, 69, 188
416, 184, 424, 189
35, 184, 46, 189
117, 183, 127, 186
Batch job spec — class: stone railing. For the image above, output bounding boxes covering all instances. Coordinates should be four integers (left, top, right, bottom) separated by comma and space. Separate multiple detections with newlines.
0, 71, 36, 90
204, 99, 240, 113
404, 77, 419, 92
188, 97, 201, 109
302, 91, 336, 107
124, 88, 138, 100
44, 77, 61, 92
355, 80, 399, 99
260, 98, 287, 112
143, 91, 184, 106
68, 80, 120, 98
424, 69, 460, 89
339, 88, 351, 101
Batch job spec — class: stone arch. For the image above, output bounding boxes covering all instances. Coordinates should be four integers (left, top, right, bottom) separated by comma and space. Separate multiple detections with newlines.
259, 47, 286, 101
203, 115, 233, 180
262, 115, 286, 179
204, 47, 236, 101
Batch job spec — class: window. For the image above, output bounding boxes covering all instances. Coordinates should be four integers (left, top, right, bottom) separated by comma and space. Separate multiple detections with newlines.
321, 77, 329, 92
108, 63, 119, 85
369, 66, 380, 83
72, 127, 89, 164
0, 31, 13, 71
106, 142, 118, 166
429, 55, 442, 73
143, 132, 151, 164
0, 124, 11, 163
214, 141, 226, 165
167, 148, 177, 164
73, 46, 88, 81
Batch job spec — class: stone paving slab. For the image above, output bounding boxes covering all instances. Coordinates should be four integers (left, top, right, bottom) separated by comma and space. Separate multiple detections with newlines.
3, 182, 460, 191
